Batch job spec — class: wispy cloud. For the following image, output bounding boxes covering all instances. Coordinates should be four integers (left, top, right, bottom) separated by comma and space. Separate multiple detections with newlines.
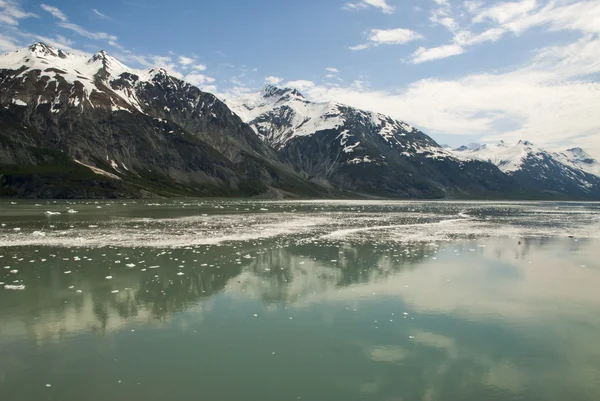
58, 22, 117, 41
326, 67, 340, 73
351, 28, 423, 50
178, 55, 194, 66
265, 76, 283, 85
40, 4, 67, 22
0, 0, 38, 26
92, 8, 110, 19
243, 33, 600, 157
183, 72, 215, 87
0, 35, 20, 51
418, 0, 600, 63
344, 0, 395, 14
410, 44, 464, 64
39, 4, 119, 43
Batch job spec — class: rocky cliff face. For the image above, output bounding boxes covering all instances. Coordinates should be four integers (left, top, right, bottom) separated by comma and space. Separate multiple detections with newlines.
0, 43, 327, 198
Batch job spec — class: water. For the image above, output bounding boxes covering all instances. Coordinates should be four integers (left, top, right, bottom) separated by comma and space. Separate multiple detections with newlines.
1, 200, 600, 401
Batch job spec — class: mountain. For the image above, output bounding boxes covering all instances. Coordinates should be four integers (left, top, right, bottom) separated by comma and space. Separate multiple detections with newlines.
450, 141, 600, 198
1, 43, 599, 200
557, 148, 600, 178
226, 86, 531, 198
0, 43, 327, 198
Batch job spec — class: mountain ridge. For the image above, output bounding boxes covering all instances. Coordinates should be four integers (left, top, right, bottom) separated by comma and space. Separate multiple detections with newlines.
0, 43, 330, 198
1, 42, 599, 200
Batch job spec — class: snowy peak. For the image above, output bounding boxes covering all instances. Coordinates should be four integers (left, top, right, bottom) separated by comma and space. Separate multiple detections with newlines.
452, 140, 550, 173
88, 50, 131, 80
226, 84, 428, 152
452, 140, 600, 183
0, 42, 206, 115
27, 42, 67, 59
564, 147, 595, 163
262, 85, 308, 103
558, 147, 600, 177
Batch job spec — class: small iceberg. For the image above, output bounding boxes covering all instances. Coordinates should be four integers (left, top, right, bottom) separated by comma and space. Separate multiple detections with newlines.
4, 284, 25, 290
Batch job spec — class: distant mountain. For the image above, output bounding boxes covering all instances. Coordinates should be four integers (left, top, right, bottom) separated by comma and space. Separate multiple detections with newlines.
557, 148, 600, 178
1, 43, 599, 200
227, 86, 556, 199
0, 43, 326, 198
450, 141, 600, 198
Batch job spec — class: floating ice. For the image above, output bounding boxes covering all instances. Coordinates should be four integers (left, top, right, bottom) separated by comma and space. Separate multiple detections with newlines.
4, 285, 25, 290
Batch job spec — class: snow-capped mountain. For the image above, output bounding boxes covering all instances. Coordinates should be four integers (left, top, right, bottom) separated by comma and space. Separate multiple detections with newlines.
451, 141, 600, 197
228, 85, 422, 150
225, 86, 516, 198
557, 148, 600, 178
0, 43, 325, 198
1, 43, 159, 113
1, 43, 599, 200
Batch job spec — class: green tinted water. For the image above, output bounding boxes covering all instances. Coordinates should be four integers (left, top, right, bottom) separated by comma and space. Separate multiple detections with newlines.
1, 200, 600, 401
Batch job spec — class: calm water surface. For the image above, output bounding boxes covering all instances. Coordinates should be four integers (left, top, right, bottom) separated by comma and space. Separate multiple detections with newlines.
1, 200, 600, 401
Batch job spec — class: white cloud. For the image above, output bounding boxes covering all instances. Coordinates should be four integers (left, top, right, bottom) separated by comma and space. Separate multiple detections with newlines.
202, 85, 217, 94
453, 28, 505, 46
473, 0, 538, 25
0, 0, 37, 26
463, 0, 483, 13
326, 67, 340, 73
420, 0, 600, 64
368, 28, 423, 45
0, 34, 19, 51
40, 4, 67, 22
263, 34, 600, 158
410, 44, 464, 63
92, 9, 110, 19
108, 40, 129, 53
38, 4, 119, 44
265, 76, 283, 85
349, 43, 369, 51
344, 0, 395, 14
57, 22, 117, 41
430, 0, 459, 32
192, 64, 207, 71
351, 28, 423, 50
184, 73, 215, 87
284, 80, 316, 91
178, 55, 194, 66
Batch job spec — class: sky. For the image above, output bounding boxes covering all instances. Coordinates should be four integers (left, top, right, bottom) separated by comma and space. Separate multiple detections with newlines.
1, 0, 599, 157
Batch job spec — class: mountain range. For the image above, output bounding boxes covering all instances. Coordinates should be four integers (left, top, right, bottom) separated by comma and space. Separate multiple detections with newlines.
1, 43, 599, 200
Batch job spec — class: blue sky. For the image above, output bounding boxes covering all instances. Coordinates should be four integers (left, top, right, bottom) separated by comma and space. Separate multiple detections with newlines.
1, 0, 599, 157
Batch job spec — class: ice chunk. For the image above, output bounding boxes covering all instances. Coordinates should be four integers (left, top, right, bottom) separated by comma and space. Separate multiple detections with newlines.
4, 284, 25, 290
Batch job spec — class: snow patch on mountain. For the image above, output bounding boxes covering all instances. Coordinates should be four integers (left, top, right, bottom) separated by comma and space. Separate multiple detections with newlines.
556, 148, 600, 178
226, 86, 346, 147
0, 43, 195, 115
225, 85, 436, 155
452, 141, 600, 179
451, 140, 539, 173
